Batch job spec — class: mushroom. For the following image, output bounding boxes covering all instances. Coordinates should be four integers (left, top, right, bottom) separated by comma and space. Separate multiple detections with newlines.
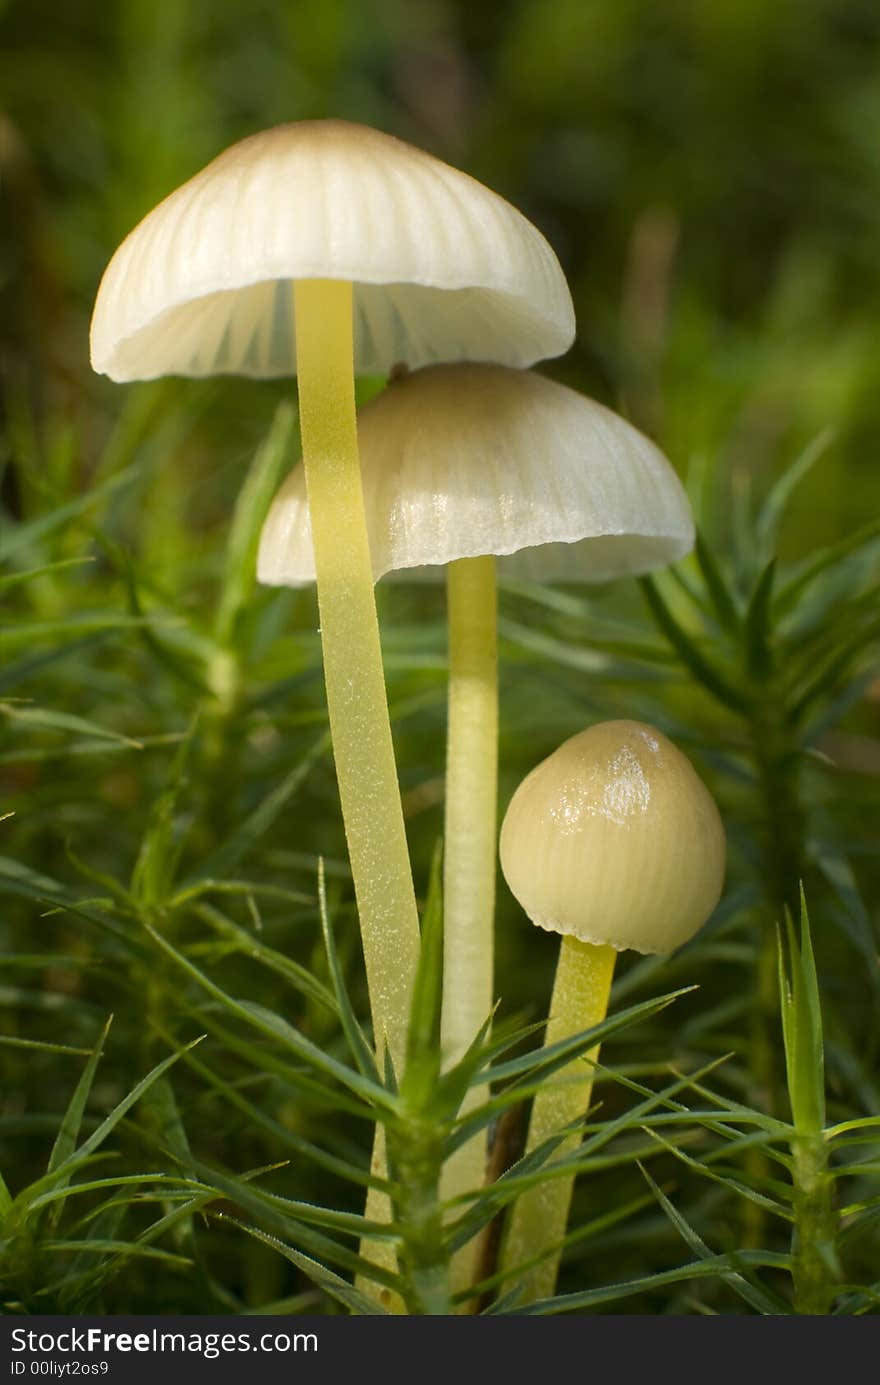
498, 719, 725, 1305
89, 120, 575, 1079
259, 365, 695, 1052
257, 362, 696, 1286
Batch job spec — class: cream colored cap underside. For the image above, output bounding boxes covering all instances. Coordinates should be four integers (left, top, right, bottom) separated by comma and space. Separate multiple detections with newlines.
90, 121, 575, 380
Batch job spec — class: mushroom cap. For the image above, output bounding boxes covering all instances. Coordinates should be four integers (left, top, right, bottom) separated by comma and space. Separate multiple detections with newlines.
257, 364, 694, 586
90, 120, 575, 382
499, 720, 725, 954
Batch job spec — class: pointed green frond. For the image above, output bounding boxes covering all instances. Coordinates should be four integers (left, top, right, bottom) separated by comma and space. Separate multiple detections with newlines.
317, 859, 378, 1080
13, 1036, 204, 1217
493, 1251, 792, 1315
401, 841, 444, 1112
777, 892, 825, 1134
638, 1164, 790, 1314
694, 533, 741, 632
639, 574, 749, 713
44, 1017, 113, 1230
224, 1217, 389, 1315
755, 428, 836, 554
743, 559, 776, 679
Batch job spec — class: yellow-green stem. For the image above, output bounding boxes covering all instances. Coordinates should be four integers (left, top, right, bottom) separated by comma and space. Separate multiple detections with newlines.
295, 279, 420, 1300
439, 555, 498, 1300
501, 936, 616, 1305
295, 277, 419, 1067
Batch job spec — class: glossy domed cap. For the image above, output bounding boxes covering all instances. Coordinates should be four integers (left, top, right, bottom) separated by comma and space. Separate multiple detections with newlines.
499, 720, 725, 954
90, 121, 575, 383
258, 364, 694, 586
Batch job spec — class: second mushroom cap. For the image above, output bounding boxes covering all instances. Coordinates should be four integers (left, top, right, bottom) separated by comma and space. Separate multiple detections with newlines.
258, 363, 695, 585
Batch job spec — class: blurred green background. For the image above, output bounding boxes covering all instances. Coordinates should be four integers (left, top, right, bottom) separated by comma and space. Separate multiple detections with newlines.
5, 0, 880, 543
1, 0, 879, 1313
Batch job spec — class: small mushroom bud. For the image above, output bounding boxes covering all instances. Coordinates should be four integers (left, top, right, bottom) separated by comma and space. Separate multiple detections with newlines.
500, 720, 725, 1306
500, 719, 725, 956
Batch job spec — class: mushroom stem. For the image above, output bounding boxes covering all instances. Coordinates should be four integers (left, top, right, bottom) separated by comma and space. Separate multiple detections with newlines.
294, 277, 421, 1072
501, 936, 616, 1305
440, 554, 498, 1296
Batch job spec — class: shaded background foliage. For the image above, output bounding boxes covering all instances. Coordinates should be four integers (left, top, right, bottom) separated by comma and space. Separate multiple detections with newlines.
1, 0, 878, 1312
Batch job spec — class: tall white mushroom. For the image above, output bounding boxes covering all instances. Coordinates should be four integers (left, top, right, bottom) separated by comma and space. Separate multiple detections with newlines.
258, 363, 696, 1293
90, 122, 574, 1085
